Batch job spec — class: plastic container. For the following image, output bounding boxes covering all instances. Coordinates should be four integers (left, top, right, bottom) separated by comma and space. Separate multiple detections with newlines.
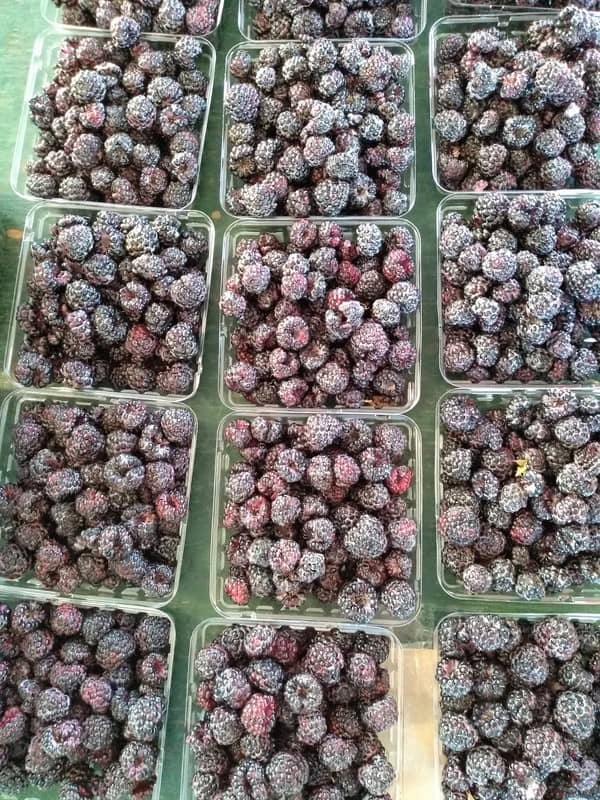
428, 12, 593, 195
436, 191, 600, 388
182, 617, 404, 800
0, 594, 174, 800
219, 218, 422, 414
210, 410, 422, 626
445, 0, 564, 12
435, 386, 600, 604
0, 389, 198, 607
237, 0, 427, 41
221, 40, 416, 219
41, 0, 225, 37
11, 29, 216, 210
5, 201, 215, 403
432, 611, 600, 800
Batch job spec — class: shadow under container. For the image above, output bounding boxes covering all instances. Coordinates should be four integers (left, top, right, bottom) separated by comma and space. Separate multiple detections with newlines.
0, 593, 175, 800
432, 611, 600, 800
221, 40, 416, 219
435, 386, 600, 604
11, 29, 216, 210
219, 218, 422, 414
5, 201, 215, 403
182, 617, 405, 800
210, 410, 422, 626
40, 0, 225, 37
428, 12, 597, 195
236, 0, 428, 42
0, 389, 198, 608
436, 191, 600, 389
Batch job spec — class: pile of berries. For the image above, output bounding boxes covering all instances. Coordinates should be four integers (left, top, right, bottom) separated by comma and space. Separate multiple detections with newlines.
221, 220, 420, 409
14, 211, 210, 396
224, 39, 415, 217
25, 33, 210, 207
221, 414, 418, 624
438, 390, 600, 601
437, 614, 600, 800
440, 193, 600, 385
0, 600, 171, 799
433, 7, 600, 191
189, 623, 397, 800
51, 0, 221, 36
0, 398, 195, 599
250, 0, 416, 40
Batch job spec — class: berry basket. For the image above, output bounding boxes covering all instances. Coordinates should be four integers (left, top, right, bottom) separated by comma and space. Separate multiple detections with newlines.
219, 218, 422, 414
436, 191, 600, 389
0, 594, 175, 800
0, 389, 198, 607
220, 39, 416, 219
182, 617, 405, 800
40, 0, 226, 37
428, 12, 600, 195
5, 201, 215, 403
210, 410, 422, 627
432, 611, 600, 800
435, 387, 600, 604
10, 29, 215, 210
236, 0, 427, 41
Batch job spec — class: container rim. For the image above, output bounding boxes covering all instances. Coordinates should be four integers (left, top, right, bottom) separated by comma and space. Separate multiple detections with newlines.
4, 200, 215, 403
220, 38, 417, 220
10, 28, 216, 212
217, 216, 423, 414
210, 409, 423, 627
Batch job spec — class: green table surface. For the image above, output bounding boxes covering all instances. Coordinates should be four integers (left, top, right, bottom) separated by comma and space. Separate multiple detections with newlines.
0, 3, 582, 797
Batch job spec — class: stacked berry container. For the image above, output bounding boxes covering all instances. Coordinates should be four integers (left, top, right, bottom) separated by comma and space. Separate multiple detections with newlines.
433, 613, 600, 800
236, 0, 427, 42
5, 202, 215, 402
0, 390, 198, 607
429, 11, 600, 195
0, 594, 175, 800
40, 0, 226, 37
435, 388, 600, 604
183, 618, 405, 800
436, 192, 600, 389
221, 39, 417, 218
11, 29, 216, 210
210, 411, 422, 626
219, 218, 422, 414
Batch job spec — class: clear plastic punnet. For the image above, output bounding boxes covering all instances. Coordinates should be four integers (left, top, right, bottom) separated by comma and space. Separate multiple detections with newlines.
428, 12, 595, 195
40, 0, 225, 36
210, 410, 422, 626
5, 201, 215, 403
436, 191, 600, 388
221, 40, 416, 219
435, 387, 600, 604
0, 389, 198, 607
11, 29, 215, 210
219, 218, 422, 414
236, 0, 428, 41
182, 617, 405, 800
0, 594, 175, 800
432, 611, 600, 800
